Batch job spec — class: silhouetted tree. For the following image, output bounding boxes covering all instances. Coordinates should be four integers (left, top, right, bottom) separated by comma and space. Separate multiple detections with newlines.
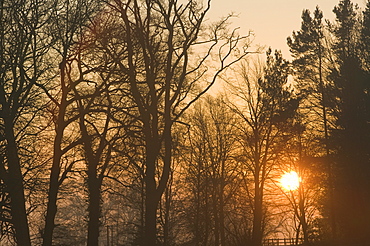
287, 7, 330, 154
226, 49, 298, 246
0, 0, 54, 244
329, 0, 370, 244
74, 58, 114, 246
182, 95, 244, 246
361, 1, 370, 69
42, 1, 101, 245
287, 7, 338, 240
70, 39, 130, 244
100, 0, 250, 244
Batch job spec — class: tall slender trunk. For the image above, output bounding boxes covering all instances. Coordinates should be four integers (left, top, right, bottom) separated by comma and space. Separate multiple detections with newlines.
220, 158, 226, 246
252, 138, 263, 246
213, 188, 220, 246
297, 126, 309, 245
144, 147, 159, 246
43, 60, 67, 246
219, 182, 226, 246
318, 44, 336, 239
298, 186, 309, 245
204, 177, 210, 245
42, 159, 61, 246
140, 177, 145, 245
195, 175, 201, 246
43, 125, 64, 246
163, 175, 172, 246
252, 179, 263, 246
300, 213, 309, 244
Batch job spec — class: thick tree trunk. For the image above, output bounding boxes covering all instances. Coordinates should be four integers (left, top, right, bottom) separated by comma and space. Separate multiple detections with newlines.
143, 113, 172, 246
144, 179, 158, 246
144, 141, 159, 246
87, 175, 101, 246
4, 119, 31, 246
79, 109, 105, 246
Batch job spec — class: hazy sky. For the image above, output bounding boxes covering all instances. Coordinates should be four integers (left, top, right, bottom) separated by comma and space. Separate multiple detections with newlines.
208, 0, 367, 59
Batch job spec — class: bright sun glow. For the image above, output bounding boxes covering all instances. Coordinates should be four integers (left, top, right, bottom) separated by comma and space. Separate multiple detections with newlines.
280, 171, 300, 191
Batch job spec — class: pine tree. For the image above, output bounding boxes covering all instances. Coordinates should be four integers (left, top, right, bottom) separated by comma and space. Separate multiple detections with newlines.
287, 7, 328, 146
288, 8, 338, 240
361, 1, 370, 68
330, 0, 370, 244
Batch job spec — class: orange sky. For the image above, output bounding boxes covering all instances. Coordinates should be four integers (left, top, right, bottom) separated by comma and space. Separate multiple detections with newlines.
208, 0, 367, 59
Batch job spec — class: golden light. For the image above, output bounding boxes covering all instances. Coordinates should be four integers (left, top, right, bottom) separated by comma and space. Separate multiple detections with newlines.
280, 171, 300, 191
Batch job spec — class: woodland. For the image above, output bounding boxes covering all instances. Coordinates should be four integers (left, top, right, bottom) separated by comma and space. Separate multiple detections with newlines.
0, 0, 369, 245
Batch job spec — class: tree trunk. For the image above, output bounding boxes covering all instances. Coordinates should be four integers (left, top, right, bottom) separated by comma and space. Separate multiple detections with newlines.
144, 180, 158, 246
43, 60, 67, 246
252, 182, 263, 246
163, 178, 172, 246
79, 110, 105, 246
87, 174, 101, 246
219, 183, 226, 246
194, 177, 200, 246
144, 145, 159, 246
204, 179, 210, 245
42, 133, 63, 246
213, 191, 220, 246
4, 118, 31, 246
299, 188, 309, 245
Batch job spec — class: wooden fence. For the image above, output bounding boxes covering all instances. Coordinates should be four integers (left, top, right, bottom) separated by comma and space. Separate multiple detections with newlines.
263, 238, 304, 246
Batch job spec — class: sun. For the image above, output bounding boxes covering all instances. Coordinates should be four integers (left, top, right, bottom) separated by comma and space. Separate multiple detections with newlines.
280, 171, 300, 191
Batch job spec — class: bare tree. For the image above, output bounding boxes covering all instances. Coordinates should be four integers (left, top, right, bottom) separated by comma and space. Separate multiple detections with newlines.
0, 0, 54, 244
72, 51, 120, 245
276, 140, 324, 245
96, 0, 251, 244
94, 0, 251, 245
182, 95, 245, 246
41, 1, 101, 244
225, 50, 298, 246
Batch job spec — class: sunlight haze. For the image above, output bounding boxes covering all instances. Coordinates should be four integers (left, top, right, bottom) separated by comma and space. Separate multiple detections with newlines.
209, 0, 367, 58
280, 171, 300, 191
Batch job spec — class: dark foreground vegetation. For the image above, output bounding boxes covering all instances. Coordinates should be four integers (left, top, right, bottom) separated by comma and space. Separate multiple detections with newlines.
0, 0, 369, 245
